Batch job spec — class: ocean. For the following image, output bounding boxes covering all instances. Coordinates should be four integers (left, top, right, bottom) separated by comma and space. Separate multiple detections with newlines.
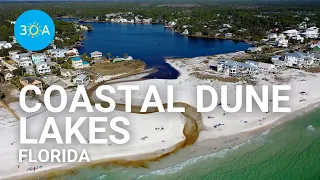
53, 108, 320, 180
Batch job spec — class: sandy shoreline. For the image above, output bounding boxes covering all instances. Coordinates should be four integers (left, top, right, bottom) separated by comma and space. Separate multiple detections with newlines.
1, 52, 320, 179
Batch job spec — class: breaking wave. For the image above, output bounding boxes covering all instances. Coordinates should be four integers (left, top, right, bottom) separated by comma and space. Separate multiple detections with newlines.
137, 143, 245, 178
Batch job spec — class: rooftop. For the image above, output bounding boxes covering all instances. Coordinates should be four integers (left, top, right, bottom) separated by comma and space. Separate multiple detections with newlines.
75, 74, 87, 80
72, 57, 82, 61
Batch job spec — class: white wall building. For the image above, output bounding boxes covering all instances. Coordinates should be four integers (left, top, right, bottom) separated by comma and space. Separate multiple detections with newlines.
283, 29, 299, 38
74, 74, 89, 86
71, 57, 83, 69
0, 41, 12, 49
36, 62, 51, 74
47, 48, 68, 58
90, 51, 103, 59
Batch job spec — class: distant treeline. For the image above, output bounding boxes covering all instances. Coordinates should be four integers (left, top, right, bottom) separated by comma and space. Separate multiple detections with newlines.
1, 2, 320, 41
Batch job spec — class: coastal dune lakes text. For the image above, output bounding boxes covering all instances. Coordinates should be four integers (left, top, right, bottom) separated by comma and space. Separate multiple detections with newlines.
19, 84, 291, 163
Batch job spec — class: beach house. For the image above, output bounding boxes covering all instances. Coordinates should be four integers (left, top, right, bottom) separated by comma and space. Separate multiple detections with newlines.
246, 47, 262, 53
300, 27, 319, 39
16, 53, 31, 61
225, 33, 233, 38
257, 62, 276, 72
82, 61, 90, 68
72, 57, 84, 69
218, 60, 256, 76
182, 29, 189, 35
0, 41, 12, 49
25, 67, 35, 76
67, 48, 79, 57
47, 48, 68, 58
31, 53, 46, 65
284, 53, 312, 68
272, 60, 286, 69
20, 77, 43, 92
17, 58, 33, 68
268, 33, 278, 39
60, 68, 72, 78
283, 29, 299, 38
271, 55, 282, 61
8, 50, 20, 60
73, 74, 90, 86
90, 51, 103, 59
36, 62, 51, 74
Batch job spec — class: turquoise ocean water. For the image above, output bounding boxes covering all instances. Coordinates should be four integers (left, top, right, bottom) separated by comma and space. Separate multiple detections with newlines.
53, 108, 320, 180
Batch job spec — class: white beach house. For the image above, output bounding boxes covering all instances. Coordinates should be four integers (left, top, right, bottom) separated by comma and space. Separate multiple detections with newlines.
36, 62, 51, 74
283, 29, 299, 38
0, 41, 12, 49
90, 51, 103, 59
268, 33, 278, 39
47, 48, 68, 58
257, 62, 276, 72
67, 48, 79, 57
8, 50, 20, 60
74, 74, 90, 86
300, 27, 319, 39
284, 53, 314, 68
217, 60, 257, 76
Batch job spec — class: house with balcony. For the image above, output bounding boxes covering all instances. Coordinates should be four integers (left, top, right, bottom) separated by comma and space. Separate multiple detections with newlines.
301, 27, 319, 39
0, 41, 12, 49
268, 33, 278, 39
8, 50, 20, 60
90, 51, 103, 59
74, 74, 90, 86
17, 58, 33, 68
67, 48, 79, 57
72, 57, 83, 69
25, 67, 35, 76
32, 53, 46, 65
36, 62, 51, 74
20, 77, 43, 92
257, 62, 276, 72
47, 48, 68, 58
283, 29, 299, 38
217, 60, 257, 76
284, 53, 314, 68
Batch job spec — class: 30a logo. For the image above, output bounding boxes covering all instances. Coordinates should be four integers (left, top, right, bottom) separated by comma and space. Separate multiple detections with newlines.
19, 22, 51, 38
14, 10, 55, 51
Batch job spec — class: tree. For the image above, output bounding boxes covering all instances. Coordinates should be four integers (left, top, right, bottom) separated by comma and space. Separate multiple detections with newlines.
107, 52, 112, 59
12, 67, 25, 76
123, 53, 129, 59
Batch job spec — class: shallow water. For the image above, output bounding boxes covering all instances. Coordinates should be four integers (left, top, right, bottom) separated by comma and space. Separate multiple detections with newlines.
53, 109, 320, 180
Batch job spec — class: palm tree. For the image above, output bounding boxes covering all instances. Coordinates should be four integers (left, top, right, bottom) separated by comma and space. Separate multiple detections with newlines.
107, 52, 112, 60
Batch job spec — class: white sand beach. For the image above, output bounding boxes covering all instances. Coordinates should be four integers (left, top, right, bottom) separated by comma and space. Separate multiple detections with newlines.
1, 52, 320, 179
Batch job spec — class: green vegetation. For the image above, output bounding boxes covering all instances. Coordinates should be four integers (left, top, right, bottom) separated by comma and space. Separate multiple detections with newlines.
1, 2, 320, 43
90, 60, 146, 76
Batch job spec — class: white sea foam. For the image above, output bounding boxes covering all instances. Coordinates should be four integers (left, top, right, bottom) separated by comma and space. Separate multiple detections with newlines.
138, 143, 245, 178
306, 125, 315, 132
262, 129, 271, 135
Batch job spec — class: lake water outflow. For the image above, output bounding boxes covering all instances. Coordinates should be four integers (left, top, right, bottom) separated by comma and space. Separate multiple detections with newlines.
74, 22, 251, 79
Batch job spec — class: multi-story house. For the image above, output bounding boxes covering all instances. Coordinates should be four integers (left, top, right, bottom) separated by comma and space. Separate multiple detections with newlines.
36, 62, 51, 74
32, 53, 46, 65
72, 57, 83, 69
